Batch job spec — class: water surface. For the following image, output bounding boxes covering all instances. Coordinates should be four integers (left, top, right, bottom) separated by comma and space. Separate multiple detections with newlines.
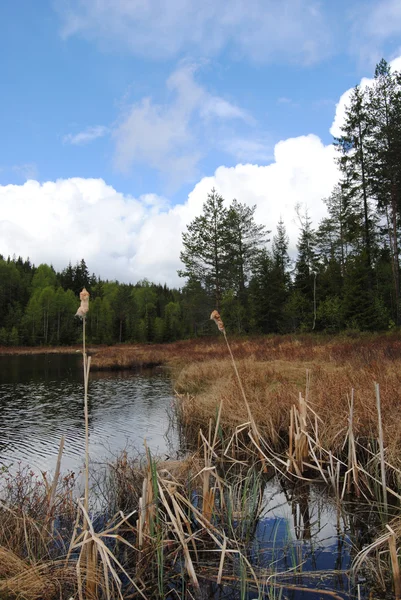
0, 354, 372, 599
0, 354, 176, 474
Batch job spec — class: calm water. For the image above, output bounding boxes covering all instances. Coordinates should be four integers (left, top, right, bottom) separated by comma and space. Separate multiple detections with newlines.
0, 354, 370, 599
0, 354, 177, 474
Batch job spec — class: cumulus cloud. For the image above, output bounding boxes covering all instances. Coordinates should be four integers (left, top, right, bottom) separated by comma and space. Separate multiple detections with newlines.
113, 64, 253, 179
221, 137, 273, 163
330, 54, 401, 138
0, 134, 338, 287
56, 0, 331, 65
63, 125, 109, 145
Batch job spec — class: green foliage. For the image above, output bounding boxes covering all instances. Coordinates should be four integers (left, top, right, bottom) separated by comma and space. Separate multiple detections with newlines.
221, 290, 246, 334
316, 296, 344, 332
3, 60, 401, 347
153, 317, 165, 343
164, 301, 181, 341
9, 326, 19, 346
0, 327, 8, 345
284, 290, 313, 332
179, 188, 231, 309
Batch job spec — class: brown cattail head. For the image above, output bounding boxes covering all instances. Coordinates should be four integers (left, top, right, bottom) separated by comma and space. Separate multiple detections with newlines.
75, 287, 90, 318
210, 310, 225, 333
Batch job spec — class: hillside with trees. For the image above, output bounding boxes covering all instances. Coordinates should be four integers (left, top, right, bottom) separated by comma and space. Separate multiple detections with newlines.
1, 59, 401, 345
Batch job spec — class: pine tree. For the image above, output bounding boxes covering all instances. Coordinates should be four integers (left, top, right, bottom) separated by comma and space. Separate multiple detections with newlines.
269, 218, 291, 331
178, 189, 231, 309
248, 249, 275, 333
294, 208, 317, 299
272, 217, 291, 281
293, 208, 318, 330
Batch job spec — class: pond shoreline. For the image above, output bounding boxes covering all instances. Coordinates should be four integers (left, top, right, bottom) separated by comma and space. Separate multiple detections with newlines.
1, 336, 400, 598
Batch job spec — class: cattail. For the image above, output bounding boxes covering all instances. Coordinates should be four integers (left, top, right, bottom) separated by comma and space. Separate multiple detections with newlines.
210, 310, 225, 333
75, 287, 90, 318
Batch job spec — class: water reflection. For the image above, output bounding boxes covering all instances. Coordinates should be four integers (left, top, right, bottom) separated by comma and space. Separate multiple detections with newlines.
0, 354, 177, 474
248, 480, 354, 599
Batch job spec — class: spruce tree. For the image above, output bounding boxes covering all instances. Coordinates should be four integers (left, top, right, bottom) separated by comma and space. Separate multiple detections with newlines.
226, 199, 269, 298
368, 59, 401, 322
335, 85, 375, 271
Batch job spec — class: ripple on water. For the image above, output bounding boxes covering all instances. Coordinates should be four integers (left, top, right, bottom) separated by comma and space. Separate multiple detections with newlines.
0, 355, 177, 474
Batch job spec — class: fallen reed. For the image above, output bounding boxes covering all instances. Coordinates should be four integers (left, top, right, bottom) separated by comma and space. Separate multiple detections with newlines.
3, 314, 401, 598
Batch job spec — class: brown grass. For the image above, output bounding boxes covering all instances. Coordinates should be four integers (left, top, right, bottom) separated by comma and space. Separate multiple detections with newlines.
165, 334, 401, 469
87, 332, 401, 369
177, 356, 401, 464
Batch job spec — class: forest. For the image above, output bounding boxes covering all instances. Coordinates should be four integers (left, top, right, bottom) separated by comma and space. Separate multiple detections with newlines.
1, 59, 401, 346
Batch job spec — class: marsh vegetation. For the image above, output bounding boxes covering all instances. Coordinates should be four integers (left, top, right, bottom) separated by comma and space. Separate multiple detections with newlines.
1, 331, 401, 599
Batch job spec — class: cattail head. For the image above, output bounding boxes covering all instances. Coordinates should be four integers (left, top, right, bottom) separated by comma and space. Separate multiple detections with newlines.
210, 310, 225, 333
75, 287, 90, 318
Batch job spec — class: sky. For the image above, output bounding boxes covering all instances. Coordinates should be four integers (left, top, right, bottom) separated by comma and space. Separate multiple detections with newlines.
2, 0, 401, 287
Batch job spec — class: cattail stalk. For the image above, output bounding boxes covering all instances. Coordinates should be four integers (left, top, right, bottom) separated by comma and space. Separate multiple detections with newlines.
76, 289, 91, 519
210, 310, 262, 453
375, 382, 388, 515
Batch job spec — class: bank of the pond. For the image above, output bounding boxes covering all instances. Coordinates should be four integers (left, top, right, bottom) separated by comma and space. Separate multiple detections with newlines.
1, 335, 401, 598
4, 335, 401, 466
0, 344, 98, 355
0, 446, 373, 600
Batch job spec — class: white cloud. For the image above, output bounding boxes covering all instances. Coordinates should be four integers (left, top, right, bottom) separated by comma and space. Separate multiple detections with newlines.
330, 54, 401, 138
113, 64, 254, 179
200, 97, 253, 123
63, 125, 109, 145
350, 0, 401, 64
221, 137, 273, 163
57, 0, 331, 65
0, 134, 338, 287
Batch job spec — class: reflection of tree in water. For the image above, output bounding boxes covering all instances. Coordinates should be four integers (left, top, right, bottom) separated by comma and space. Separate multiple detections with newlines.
0, 354, 82, 385
281, 481, 312, 541
0, 357, 175, 472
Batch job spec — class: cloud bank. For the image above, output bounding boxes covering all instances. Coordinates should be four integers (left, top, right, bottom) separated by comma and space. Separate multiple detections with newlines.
0, 135, 338, 287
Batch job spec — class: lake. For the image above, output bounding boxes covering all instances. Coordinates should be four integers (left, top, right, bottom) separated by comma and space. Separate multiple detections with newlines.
0, 353, 177, 475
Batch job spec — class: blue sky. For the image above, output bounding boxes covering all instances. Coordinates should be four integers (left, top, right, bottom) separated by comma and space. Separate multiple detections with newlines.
1, 0, 401, 285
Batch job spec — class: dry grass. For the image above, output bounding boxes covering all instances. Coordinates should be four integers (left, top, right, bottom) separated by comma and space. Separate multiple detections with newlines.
3, 332, 401, 598
0, 449, 237, 600
87, 332, 401, 369
175, 351, 401, 466
88, 333, 401, 468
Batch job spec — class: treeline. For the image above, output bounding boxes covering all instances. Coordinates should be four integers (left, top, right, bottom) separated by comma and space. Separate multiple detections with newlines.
0, 256, 191, 346
179, 59, 401, 334
1, 58, 401, 345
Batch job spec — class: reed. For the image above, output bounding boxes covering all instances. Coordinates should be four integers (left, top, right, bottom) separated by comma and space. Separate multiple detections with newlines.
4, 312, 401, 598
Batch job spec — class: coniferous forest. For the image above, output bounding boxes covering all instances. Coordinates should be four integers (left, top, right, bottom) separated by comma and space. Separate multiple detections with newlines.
2, 59, 401, 346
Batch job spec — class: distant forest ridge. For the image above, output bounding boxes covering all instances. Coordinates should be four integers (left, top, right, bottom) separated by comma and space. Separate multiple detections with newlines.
1, 58, 401, 345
